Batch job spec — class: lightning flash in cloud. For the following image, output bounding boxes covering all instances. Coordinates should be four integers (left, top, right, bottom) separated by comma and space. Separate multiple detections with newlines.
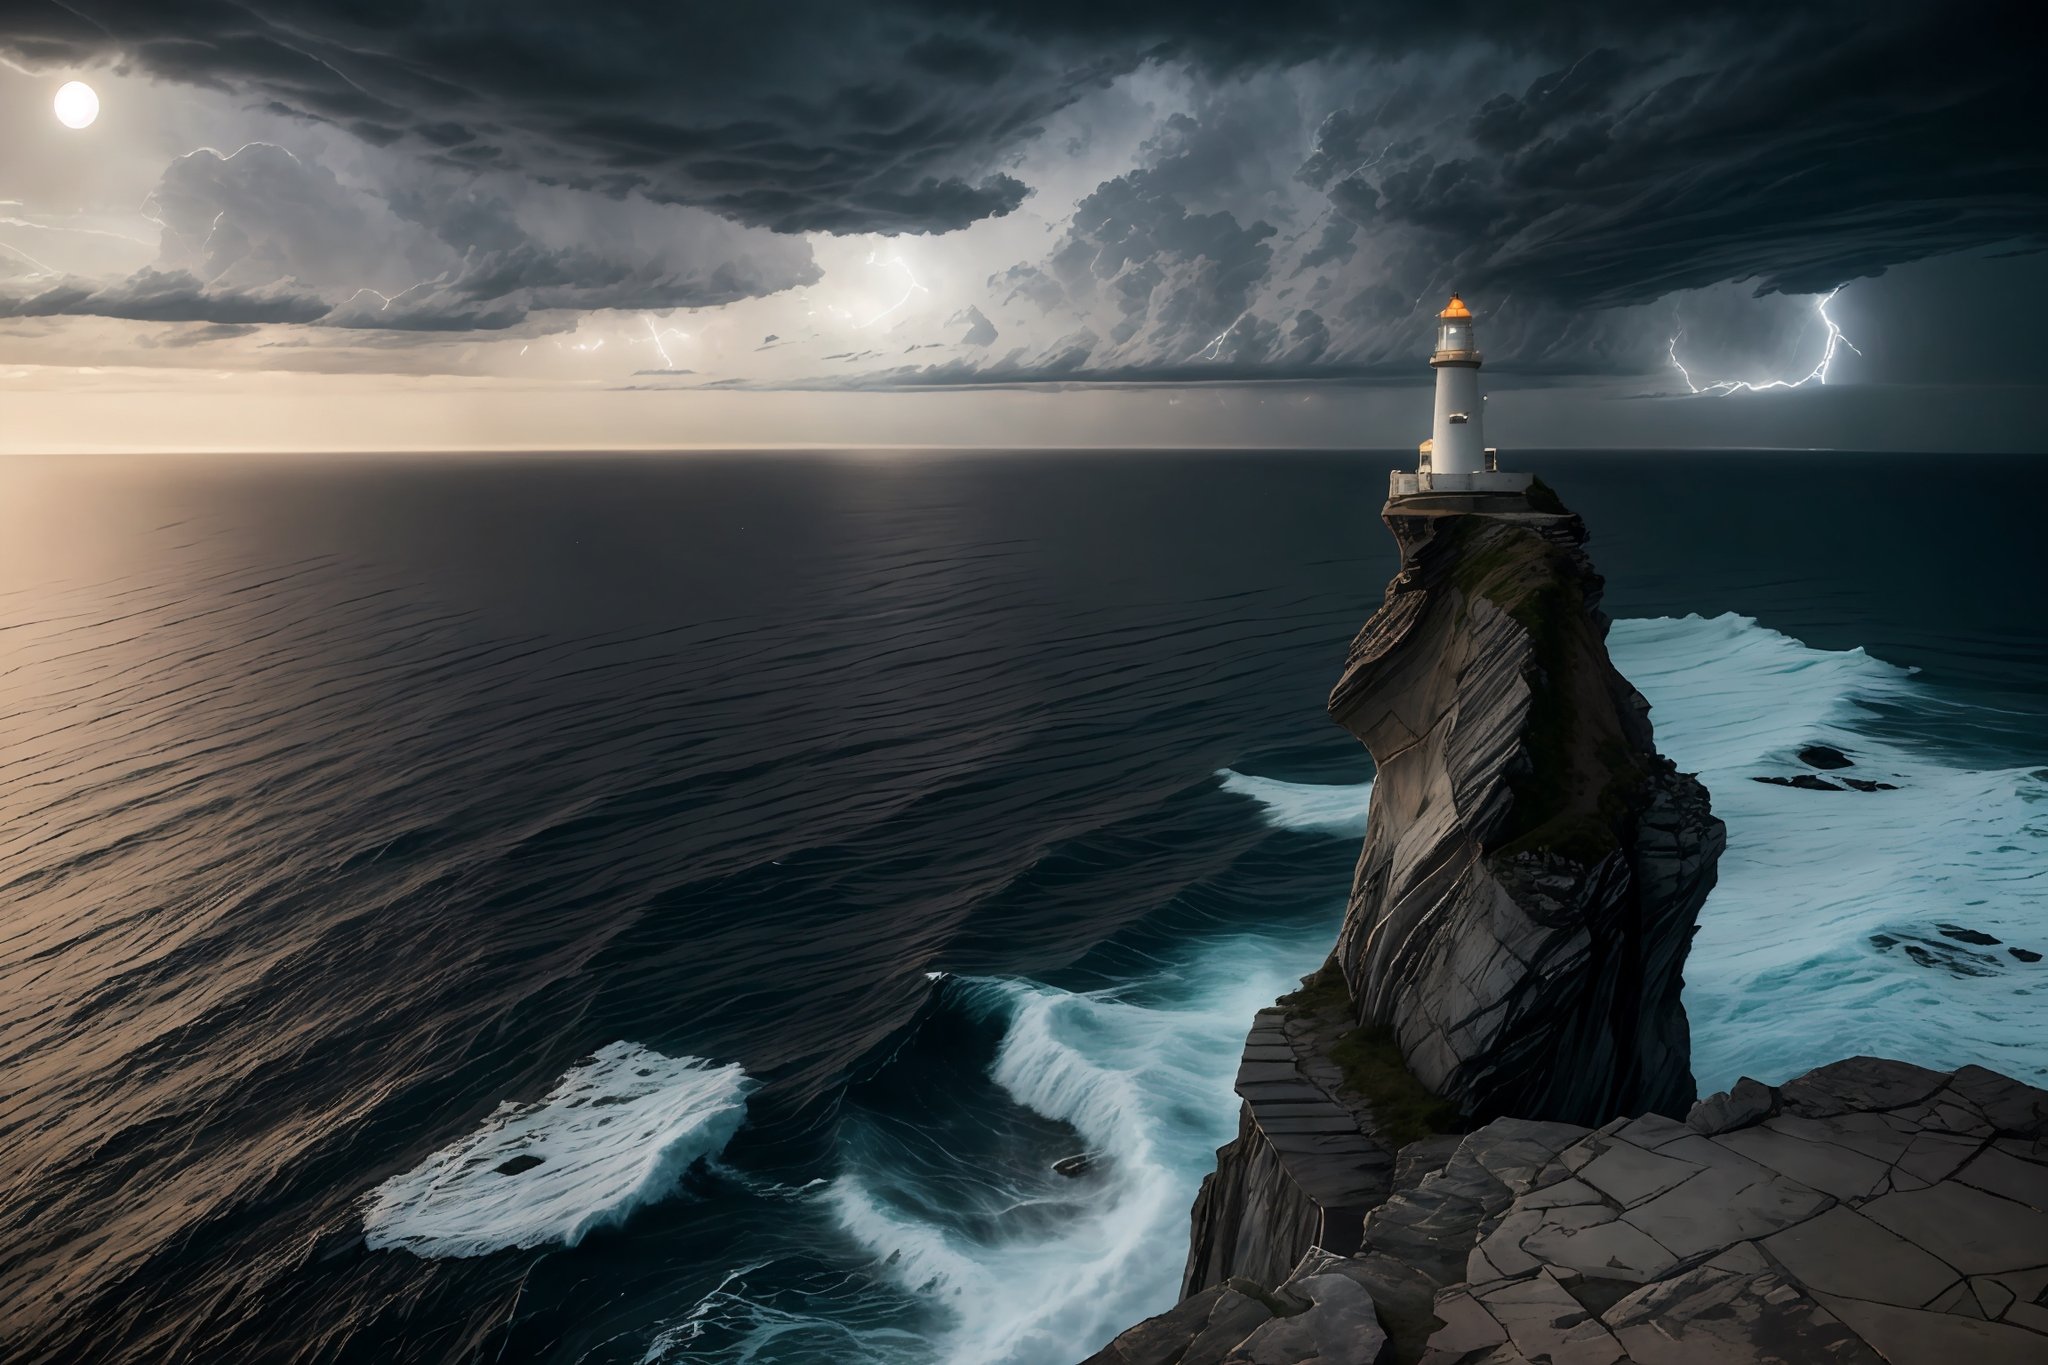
642, 314, 691, 368
1670, 286, 1861, 395
1194, 309, 1252, 361
857, 253, 927, 329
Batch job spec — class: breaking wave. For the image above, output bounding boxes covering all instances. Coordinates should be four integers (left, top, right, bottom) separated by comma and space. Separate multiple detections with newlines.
362, 1041, 755, 1258
630, 616, 2047, 1365
826, 945, 1328, 1365
1216, 768, 1374, 835
645, 919, 1335, 1365
1609, 614, 2048, 1090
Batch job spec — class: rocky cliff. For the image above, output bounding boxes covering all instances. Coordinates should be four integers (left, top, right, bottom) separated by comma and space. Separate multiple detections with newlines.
1181, 485, 1723, 1300
1078, 484, 2048, 1365
1327, 488, 1723, 1128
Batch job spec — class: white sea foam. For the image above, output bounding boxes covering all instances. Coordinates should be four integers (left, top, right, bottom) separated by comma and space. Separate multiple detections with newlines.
821, 928, 1331, 1365
363, 1041, 754, 1258
1609, 614, 2048, 1090
1217, 768, 1373, 835
653, 614, 2045, 1365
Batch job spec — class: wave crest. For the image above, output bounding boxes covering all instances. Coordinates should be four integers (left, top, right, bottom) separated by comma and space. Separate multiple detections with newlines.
822, 935, 1327, 1365
1216, 769, 1373, 835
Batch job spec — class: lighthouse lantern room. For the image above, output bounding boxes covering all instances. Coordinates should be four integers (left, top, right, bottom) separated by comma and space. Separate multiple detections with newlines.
1390, 292, 1533, 501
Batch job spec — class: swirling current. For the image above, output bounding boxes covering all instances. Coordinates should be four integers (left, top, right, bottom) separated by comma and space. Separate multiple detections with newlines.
1, 450, 2042, 1364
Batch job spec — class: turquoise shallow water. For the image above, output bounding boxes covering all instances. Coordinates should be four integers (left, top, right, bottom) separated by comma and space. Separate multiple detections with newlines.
0, 449, 2041, 1364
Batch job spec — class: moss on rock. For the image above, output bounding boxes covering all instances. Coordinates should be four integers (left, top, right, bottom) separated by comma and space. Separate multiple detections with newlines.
1280, 962, 1462, 1149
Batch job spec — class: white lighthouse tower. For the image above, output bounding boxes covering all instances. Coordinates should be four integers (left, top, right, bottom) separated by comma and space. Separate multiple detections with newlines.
1390, 292, 1532, 500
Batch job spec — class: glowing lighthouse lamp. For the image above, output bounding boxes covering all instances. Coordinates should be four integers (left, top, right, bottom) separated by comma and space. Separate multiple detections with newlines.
1389, 292, 1534, 501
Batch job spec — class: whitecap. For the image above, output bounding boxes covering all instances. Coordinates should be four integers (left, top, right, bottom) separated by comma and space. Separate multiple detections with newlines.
1611, 613, 2048, 1090
820, 927, 1332, 1365
362, 1041, 754, 1258
1216, 768, 1373, 835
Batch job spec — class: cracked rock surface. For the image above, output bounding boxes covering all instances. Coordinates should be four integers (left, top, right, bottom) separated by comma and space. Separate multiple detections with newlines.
1403, 1058, 2048, 1364
1085, 1058, 2048, 1365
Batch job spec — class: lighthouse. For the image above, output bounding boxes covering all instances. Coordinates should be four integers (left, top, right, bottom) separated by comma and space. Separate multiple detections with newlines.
1390, 293, 1532, 501
1428, 293, 1485, 475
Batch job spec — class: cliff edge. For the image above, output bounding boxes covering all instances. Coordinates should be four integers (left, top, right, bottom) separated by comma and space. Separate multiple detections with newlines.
1328, 487, 1724, 1128
1079, 485, 2048, 1365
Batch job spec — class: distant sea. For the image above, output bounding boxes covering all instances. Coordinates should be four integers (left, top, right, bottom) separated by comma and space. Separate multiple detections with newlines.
2, 450, 2042, 1365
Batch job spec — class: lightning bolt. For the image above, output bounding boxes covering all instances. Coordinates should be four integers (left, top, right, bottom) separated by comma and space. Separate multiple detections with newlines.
856, 253, 927, 329
1343, 141, 1396, 181
1194, 309, 1252, 361
342, 281, 435, 311
641, 314, 691, 368
1669, 286, 1861, 395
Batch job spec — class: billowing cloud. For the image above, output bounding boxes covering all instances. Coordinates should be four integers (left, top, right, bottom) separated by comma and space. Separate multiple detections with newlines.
0, 0, 2039, 391
4, 141, 818, 331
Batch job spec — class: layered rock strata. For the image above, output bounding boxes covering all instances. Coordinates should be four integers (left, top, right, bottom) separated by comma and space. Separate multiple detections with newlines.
1076, 487, 2048, 1365
1328, 494, 1725, 1126
1182, 1005, 1396, 1295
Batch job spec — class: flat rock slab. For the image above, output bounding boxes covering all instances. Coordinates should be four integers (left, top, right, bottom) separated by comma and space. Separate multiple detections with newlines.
1399, 1059, 2048, 1365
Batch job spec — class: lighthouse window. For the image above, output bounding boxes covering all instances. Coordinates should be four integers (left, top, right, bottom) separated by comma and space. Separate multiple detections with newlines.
1448, 412, 1469, 424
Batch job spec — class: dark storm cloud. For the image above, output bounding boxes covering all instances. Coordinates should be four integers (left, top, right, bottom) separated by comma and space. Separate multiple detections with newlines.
0, 269, 330, 324
1311, 6, 2043, 307
871, 0, 2042, 387
4, 0, 2038, 376
0, 0, 1898, 244
1046, 168, 1277, 354
3, 0, 1061, 235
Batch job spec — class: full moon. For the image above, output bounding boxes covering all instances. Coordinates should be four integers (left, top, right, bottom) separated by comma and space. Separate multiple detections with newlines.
54, 81, 99, 129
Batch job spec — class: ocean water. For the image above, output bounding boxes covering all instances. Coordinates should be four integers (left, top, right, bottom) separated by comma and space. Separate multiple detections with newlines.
0, 449, 2041, 1365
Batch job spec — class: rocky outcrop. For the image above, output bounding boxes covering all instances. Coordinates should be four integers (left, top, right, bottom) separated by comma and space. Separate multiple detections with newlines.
1182, 1003, 1397, 1296
1073, 485, 2048, 1365
1086, 1251, 1395, 1365
1396, 1056, 2048, 1364
1327, 492, 1724, 1126
1086, 1058, 2048, 1365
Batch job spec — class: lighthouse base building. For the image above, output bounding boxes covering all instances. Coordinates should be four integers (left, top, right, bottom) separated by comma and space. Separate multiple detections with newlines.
1388, 293, 1534, 502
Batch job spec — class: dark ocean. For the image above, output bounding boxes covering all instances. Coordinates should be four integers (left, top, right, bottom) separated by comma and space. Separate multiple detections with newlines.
2, 450, 2043, 1365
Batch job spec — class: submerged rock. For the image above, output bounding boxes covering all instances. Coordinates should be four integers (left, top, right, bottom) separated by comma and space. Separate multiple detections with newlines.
1939, 924, 2003, 946
1870, 931, 2005, 977
494, 1154, 545, 1176
1052, 1154, 1095, 1178
1755, 772, 1846, 791
1799, 743, 1855, 769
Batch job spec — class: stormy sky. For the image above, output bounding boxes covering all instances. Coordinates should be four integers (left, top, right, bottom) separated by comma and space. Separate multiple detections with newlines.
2, 0, 2041, 452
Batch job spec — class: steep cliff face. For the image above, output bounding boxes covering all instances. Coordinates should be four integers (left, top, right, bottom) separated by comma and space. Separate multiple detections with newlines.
1079, 487, 2048, 1365
1327, 491, 1724, 1127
